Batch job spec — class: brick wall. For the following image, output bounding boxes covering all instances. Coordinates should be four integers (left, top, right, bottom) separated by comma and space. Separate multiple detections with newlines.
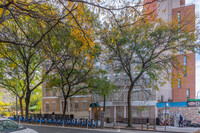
158, 107, 199, 123
42, 98, 61, 114
172, 4, 195, 32
70, 97, 91, 112
144, 0, 157, 20
172, 53, 195, 102
180, 0, 185, 5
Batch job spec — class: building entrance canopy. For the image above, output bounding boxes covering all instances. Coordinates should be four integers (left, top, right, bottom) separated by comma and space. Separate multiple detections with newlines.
90, 103, 100, 108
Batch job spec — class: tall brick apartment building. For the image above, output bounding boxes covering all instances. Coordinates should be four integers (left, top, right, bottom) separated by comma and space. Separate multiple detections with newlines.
145, 0, 196, 102
41, 0, 197, 123
145, 0, 198, 124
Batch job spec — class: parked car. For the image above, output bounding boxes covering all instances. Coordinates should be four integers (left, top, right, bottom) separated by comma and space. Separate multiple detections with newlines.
0, 117, 38, 133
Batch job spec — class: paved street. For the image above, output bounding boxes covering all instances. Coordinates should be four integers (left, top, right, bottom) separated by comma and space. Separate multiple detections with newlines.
23, 124, 190, 133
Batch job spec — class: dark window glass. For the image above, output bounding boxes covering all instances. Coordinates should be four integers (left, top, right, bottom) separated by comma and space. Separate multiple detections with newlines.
184, 56, 187, 66
178, 79, 181, 88
178, 11, 181, 21
184, 67, 187, 77
187, 89, 190, 99
74, 102, 78, 112
53, 88, 56, 96
45, 103, 49, 112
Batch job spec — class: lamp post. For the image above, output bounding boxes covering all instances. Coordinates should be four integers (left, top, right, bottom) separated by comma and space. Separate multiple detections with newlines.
89, 107, 91, 119
165, 102, 168, 131
103, 94, 106, 128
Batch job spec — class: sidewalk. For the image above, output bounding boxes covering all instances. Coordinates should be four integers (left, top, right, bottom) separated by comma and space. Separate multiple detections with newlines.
104, 123, 200, 133
156, 126, 200, 133
21, 122, 200, 133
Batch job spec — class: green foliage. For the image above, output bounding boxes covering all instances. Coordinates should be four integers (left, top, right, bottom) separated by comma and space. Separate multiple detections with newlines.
30, 87, 42, 113
3, 112, 10, 117
101, 19, 198, 90
89, 69, 116, 96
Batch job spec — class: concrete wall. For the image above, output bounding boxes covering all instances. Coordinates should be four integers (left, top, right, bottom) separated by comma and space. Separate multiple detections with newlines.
157, 0, 182, 22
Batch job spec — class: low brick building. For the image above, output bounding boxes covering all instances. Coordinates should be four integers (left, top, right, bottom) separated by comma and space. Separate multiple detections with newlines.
157, 102, 200, 125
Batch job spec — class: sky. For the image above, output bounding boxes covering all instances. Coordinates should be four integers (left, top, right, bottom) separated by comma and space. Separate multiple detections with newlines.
186, 0, 200, 98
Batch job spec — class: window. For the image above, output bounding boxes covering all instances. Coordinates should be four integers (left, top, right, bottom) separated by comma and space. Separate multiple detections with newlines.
184, 67, 187, 77
177, 11, 181, 32
114, 73, 120, 83
96, 94, 100, 102
144, 90, 151, 100
133, 91, 140, 101
117, 107, 123, 117
105, 109, 111, 117
45, 102, 49, 112
178, 78, 181, 88
134, 57, 140, 68
105, 74, 110, 80
145, 78, 150, 85
52, 102, 56, 112
53, 88, 56, 96
178, 11, 181, 21
124, 73, 130, 85
46, 79, 50, 85
74, 102, 78, 112
82, 101, 87, 111
134, 74, 140, 85
132, 108, 138, 117
161, 95, 164, 102
180, 45, 184, 55
114, 61, 120, 70
135, 79, 140, 86
114, 93, 120, 101
105, 64, 109, 70
184, 56, 187, 66
95, 62, 100, 70
45, 60, 50, 70
45, 88, 49, 96
187, 89, 190, 99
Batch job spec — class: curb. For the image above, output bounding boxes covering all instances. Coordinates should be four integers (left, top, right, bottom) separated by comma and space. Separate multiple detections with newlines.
22, 123, 192, 133
22, 124, 113, 132
104, 127, 191, 133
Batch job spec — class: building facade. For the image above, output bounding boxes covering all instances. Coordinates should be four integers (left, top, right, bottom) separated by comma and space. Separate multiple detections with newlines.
41, 0, 197, 123
145, 0, 196, 102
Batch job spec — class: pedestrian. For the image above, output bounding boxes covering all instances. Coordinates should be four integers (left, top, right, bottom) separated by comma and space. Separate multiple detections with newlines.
179, 115, 183, 127
52, 112, 55, 119
156, 117, 161, 125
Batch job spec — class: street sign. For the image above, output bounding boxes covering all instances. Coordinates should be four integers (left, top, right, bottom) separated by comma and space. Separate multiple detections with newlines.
187, 101, 200, 107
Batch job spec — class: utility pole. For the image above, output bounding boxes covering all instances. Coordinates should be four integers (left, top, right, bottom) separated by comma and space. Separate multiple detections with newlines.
16, 76, 18, 116
101, 94, 106, 128
165, 102, 168, 131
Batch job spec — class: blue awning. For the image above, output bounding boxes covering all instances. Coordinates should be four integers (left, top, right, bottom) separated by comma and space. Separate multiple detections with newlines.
157, 102, 187, 108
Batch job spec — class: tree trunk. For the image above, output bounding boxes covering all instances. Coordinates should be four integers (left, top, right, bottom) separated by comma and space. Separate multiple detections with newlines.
19, 97, 23, 116
25, 90, 31, 116
62, 97, 67, 118
127, 84, 134, 127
